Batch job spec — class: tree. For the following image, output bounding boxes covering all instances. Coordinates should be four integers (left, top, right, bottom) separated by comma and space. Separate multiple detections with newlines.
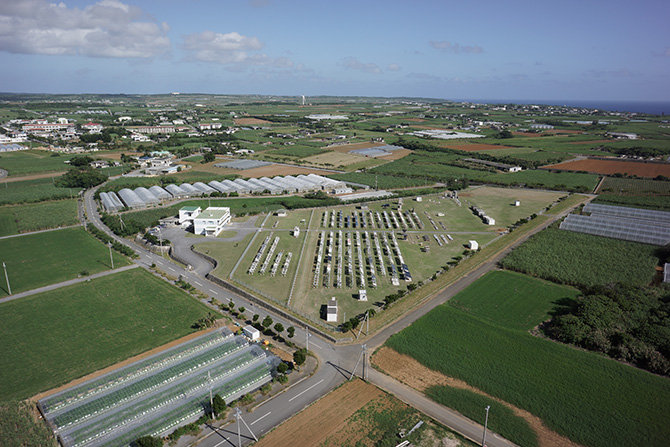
274, 323, 284, 336
276, 362, 288, 374
293, 349, 307, 366
134, 436, 163, 447
228, 300, 235, 311
262, 316, 273, 330
212, 394, 227, 417
497, 129, 513, 139
238, 306, 245, 314
252, 314, 259, 323
287, 326, 295, 338
203, 152, 215, 163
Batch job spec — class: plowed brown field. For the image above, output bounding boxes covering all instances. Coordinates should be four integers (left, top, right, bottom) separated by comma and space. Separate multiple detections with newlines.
253, 379, 383, 447
544, 158, 670, 178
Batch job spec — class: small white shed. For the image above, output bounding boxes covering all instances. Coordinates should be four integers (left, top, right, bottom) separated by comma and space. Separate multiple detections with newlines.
242, 325, 260, 341
514, 200, 521, 207
468, 240, 479, 250
359, 290, 367, 301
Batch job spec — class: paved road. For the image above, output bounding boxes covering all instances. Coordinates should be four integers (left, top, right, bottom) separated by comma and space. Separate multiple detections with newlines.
82, 184, 589, 447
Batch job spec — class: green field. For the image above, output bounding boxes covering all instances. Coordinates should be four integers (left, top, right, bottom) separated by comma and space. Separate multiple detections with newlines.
424, 386, 537, 447
269, 145, 328, 158
0, 200, 78, 236
594, 177, 670, 210
0, 268, 217, 401
385, 272, 670, 447
500, 227, 659, 288
0, 177, 80, 205
327, 172, 433, 189
449, 270, 579, 330
0, 150, 72, 177
0, 227, 130, 296
370, 151, 599, 192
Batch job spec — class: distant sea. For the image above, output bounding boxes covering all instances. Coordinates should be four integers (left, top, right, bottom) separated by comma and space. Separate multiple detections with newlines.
455, 99, 670, 115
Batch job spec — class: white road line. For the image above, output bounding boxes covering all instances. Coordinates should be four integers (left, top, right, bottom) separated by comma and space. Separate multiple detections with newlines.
193, 280, 203, 287
250, 411, 271, 426
288, 379, 324, 402
213, 436, 230, 447
209, 288, 218, 295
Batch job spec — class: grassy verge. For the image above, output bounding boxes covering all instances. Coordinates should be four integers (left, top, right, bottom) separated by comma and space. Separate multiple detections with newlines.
0, 401, 57, 447
425, 386, 538, 447
0, 268, 217, 401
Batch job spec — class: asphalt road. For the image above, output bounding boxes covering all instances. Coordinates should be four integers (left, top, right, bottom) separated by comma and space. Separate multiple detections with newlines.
83, 184, 588, 447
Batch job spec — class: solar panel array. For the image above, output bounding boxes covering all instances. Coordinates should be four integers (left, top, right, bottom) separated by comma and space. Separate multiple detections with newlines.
560, 203, 670, 246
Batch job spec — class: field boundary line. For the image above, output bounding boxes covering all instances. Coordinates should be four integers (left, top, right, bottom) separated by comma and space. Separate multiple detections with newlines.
0, 224, 82, 240
287, 208, 314, 306
0, 264, 139, 304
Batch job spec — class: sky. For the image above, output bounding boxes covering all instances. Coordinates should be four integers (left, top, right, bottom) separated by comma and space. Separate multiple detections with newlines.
0, 0, 669, 101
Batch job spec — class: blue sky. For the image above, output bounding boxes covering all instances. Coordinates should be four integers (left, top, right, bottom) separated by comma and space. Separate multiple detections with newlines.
0, 0, 668, 101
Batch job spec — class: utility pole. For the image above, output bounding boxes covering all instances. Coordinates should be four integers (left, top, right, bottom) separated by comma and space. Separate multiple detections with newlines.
349, 344, 366, 381
108, 242, 114, 269
2, 262, 11, 295
482, 405, 491, 447
305, 325, 309, 351
208, 371, 214, 419
235, 407, 257, 447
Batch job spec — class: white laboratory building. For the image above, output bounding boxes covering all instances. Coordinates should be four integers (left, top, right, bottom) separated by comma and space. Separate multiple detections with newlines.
193, 207, 231, 237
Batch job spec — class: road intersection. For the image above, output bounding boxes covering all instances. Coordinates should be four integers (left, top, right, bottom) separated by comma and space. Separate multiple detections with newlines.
81, 184, 585, 447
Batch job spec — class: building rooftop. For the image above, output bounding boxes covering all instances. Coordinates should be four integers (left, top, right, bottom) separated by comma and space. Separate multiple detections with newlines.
180, 206, 200, 211
196, 207, 230, 220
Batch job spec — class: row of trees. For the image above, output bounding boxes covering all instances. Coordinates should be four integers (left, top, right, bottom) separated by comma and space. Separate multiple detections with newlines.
543, 283, 670, 376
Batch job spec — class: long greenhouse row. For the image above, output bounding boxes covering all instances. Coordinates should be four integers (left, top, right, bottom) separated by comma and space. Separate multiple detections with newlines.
560, 204, 670, 246
100, 174, 347, 212
38, 329, 279, 447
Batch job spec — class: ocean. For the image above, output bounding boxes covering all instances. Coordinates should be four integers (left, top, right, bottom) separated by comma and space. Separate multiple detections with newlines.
455, 99, 670, 115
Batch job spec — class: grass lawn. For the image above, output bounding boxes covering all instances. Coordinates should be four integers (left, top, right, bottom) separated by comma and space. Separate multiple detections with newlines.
386, 272, 670, 447
194, 231, 256, 279
0, 150, 72, 177
459, 186, 563, 227
449, 270, 579, 331
500, 227, 659, 288
0, 268, 217, 401
0, 200, 78, 237
0, 227, 130, 296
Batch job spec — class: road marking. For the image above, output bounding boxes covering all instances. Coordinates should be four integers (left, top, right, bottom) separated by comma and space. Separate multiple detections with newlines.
250, 411, 271, 426
193, 280, 203, 287
209, 288, 218, 295
288, 379, 324, 402
213, 436, 230, 447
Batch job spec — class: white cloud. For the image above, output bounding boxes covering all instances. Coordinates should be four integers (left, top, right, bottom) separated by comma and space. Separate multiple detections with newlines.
387, 63, 401, 72
429, 41, 483, 54
0, 0, 170, 58
341, 57, 381, 74
182, 30, 292, 68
